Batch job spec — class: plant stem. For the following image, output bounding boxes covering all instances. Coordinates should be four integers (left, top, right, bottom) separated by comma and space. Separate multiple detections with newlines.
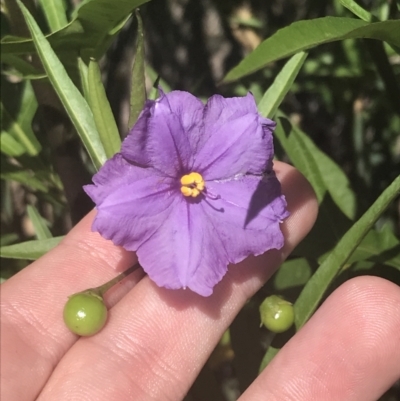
93, 263, 141, 296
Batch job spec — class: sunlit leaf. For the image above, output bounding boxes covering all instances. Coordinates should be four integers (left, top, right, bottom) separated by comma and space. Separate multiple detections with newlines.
1, 54, 46, 79
26, 205, 52, 240
1, 82, 41, 156
0, 234, 19, 247
273, 258, 313, 290
129, 10, 146, 129
340, 0, 372, 22
294, 175, 400, 330
274, 115, 326, 202
38, 0, 69, 32
0, 236, 64, 260
2, 0, 150, 55
17, 0, 107, 169
347, 226, 400, 270
258, 51, 307, 119
88, 58, 121, 158
274, 112, 356, 219
0, 132, 26, 156
223, 18, 400, 82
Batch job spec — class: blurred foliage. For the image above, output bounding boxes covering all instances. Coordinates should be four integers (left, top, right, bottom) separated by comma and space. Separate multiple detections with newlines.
1, 0, 399, 399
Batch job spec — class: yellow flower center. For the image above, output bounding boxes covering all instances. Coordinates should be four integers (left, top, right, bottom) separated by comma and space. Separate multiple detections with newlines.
180, 172, 205, 198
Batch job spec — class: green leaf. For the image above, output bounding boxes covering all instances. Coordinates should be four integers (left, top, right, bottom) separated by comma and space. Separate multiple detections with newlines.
88, 58, 121, 158
273, 258, 312, 290
274, 115, 326, 203
223, 18, 400, 83
0, 233, 19, 247
0, 131, 26, 156
340, 0, 372, 22
1, 81, 41, 156
0, 236, 64, 260
26, 205, 52, 240
258, 51, 307, 119
347, 226, 400, 270
17, 0, 107, 169
129, 10, 146, 128
274, 113, 356, 219
1, 22, 85, 55
146, 65, 171, 100
0, 168, 48, 192
259, 346, 279, 372
294, 175, 400, 330
2, 0, 150, 56
1, 157, 48, 192
78, 57, 90, 99
1, 54, 46, 79
38, 0, 68, 32
314, 147, 356, 220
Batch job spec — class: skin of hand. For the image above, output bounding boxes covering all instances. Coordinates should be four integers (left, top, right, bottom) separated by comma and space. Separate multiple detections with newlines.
1, 162, 400, 401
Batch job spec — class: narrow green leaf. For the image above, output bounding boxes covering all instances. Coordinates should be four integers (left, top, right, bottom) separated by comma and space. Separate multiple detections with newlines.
259, 346, 279, 372
223, 18, 400, 82
38, 0, 68, 32
294, 175, 400, 330
2, 0, 150, 55
78, 57, 90, 100
274, 112, 356, 219
274, 115, 326, 202
26, 205, 52, 240
1, 158, 48, 192
2, 54, 46, 79
17, 0, 107, 169
340, 0, 372, 22
347, 226, 400, 270
15, 81, 41, 151
273, 258, 312, 290
0, 234, 19, 247
0, 132, 26, 156
129, 9, 146, 128
0, 96, 42, 156
146, 65, 171, 95
0, 169, 48, 192
258, 51, 307, 119
1, 20, 85, 55
0, 236, 64, 260
88, 58, 121, 158
314, 148, 356, 220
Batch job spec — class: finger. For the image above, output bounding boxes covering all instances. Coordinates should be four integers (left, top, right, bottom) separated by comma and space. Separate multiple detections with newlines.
36, 162, 318, 401
239, 276, 400, 401
0, 211, 144, 401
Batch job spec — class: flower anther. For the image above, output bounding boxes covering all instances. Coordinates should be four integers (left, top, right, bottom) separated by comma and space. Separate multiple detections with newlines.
180, 172, 205, 197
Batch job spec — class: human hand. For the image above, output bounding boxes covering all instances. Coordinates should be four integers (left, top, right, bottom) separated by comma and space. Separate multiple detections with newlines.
2, 162, 399, 401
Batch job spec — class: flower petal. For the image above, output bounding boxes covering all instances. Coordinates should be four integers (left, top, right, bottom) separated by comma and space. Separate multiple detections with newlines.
159, 90, 206, 155
136, 197, 229, 296
194, 93, 276, 179
84, 153, 157, 205
84, 154, 176, 250
121, 91, 203, 176
202, 173, 289, 264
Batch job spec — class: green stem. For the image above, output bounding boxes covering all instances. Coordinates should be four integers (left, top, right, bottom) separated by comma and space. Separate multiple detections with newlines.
91, 263, 141, 296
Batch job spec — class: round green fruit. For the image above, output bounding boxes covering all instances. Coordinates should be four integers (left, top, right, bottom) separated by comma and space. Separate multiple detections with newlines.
63, 291, 108, 336
259, 295, 294, 333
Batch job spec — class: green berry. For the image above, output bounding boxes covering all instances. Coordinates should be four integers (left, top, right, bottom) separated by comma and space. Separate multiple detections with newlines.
63, 291, 108, 336
259, 295, 294, 333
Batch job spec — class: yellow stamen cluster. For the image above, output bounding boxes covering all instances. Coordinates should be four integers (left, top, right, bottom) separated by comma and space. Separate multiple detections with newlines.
180, 172, 205, 197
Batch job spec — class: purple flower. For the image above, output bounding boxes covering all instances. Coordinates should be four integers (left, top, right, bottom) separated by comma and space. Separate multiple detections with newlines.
84, 91, 289, 296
